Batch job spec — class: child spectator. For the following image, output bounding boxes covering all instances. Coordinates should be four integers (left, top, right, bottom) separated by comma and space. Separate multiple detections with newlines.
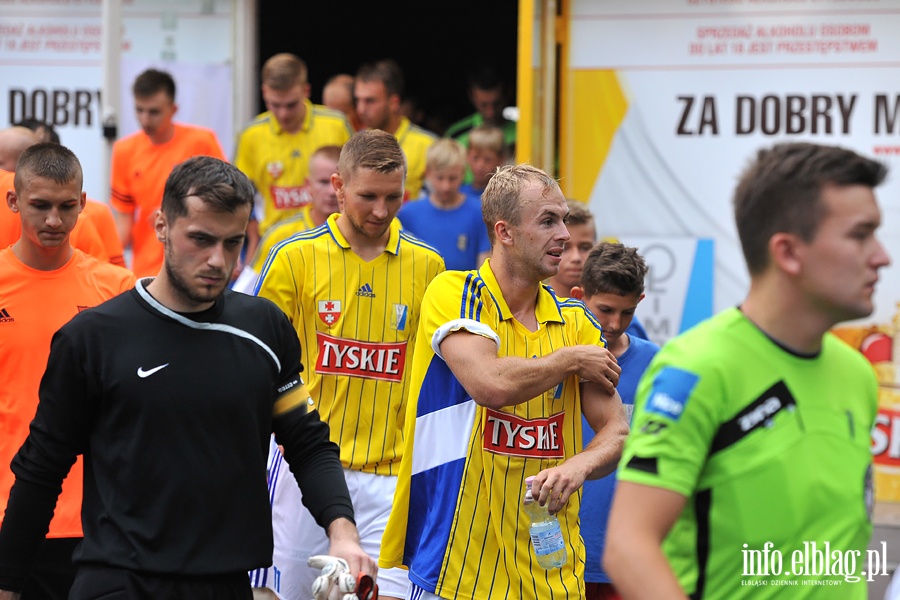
570, 242, 659, 600
459, 124, 507, 197
398, 139, 490, 270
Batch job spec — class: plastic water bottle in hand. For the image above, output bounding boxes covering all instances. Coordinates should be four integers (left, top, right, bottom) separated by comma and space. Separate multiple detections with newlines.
523, 475, 567, 569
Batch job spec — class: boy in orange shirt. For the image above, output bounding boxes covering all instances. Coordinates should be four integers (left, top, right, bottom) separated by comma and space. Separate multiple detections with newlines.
0, 143, 135, 599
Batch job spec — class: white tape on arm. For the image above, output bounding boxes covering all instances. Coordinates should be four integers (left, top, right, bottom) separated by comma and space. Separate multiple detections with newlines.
431, 318, 500, 360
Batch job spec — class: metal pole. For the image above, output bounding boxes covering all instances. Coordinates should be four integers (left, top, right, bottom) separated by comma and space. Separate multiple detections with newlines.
100, 0, 121, 203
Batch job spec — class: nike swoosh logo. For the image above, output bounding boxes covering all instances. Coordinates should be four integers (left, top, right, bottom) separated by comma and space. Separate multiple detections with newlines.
137, 364, 170, 378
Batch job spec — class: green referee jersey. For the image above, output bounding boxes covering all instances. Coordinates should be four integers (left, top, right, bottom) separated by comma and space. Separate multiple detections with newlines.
619, 308, 877, 598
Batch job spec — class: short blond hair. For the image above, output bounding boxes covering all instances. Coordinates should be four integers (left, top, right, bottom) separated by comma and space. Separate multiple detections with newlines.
468, 124, 505, 157
482, 164, 560, 244
426, 139, 467, 172
261, 53, 307, 90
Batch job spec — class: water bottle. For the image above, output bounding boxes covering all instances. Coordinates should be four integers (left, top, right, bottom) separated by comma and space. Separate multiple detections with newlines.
523, 475, 567, 569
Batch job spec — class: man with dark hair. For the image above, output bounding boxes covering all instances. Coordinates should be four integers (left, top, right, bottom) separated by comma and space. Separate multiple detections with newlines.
355, 59, 436, 200
381, 163, 628, 600
445, 65, 517, 157
0, 143, 135, 600
110, 68, 226, 278
0, 156, 373, 600
253, 130, 444, 600
605, 142, 891, 599
234, 53, 352, 262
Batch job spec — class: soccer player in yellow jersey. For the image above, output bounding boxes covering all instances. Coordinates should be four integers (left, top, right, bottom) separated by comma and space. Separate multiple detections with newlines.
380, 164, 630, 600
354, 59, 436, 201
253, 130, 445, 600
232, 145, 341, 295
234, 54, 352, 262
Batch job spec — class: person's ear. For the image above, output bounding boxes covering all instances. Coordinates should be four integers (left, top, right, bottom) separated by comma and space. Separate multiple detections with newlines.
494, 220, 513, 247
332, 173, 346, 211
569, 286, 585, 300
154, 209, 168, 244
769, 232, 803, 276
6, 190, 19, 213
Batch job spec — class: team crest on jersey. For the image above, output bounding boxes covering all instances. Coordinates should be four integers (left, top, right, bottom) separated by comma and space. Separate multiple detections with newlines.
391, 304, 408, 331
456, 234, 468, 252
483, 409, 565, 459
318, 300, 341, 326
266, 161, 284, 180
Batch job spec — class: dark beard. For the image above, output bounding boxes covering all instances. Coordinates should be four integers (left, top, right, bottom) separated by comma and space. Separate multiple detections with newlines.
164, 255, 224, 306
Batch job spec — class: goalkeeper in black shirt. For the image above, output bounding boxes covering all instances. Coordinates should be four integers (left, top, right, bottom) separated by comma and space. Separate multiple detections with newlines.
0, 156, 375, 599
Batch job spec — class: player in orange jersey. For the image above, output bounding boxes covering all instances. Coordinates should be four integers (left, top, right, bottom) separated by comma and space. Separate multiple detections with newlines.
0, 143, 135, 599
110, 68, 226, 277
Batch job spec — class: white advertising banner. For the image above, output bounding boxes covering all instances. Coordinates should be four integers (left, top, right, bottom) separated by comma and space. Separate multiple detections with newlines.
619, 236, 714, 348
571, 0, 900, 331
0, 0, 234, 202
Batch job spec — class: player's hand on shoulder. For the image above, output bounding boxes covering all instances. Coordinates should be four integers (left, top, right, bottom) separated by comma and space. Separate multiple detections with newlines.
573, 345, 621, 392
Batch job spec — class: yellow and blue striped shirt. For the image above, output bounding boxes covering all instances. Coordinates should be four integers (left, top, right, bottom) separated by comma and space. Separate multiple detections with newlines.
381, 260, 605, 599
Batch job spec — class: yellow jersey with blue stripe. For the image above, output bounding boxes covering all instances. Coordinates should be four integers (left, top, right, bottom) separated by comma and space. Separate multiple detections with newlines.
381, 260, 604, 599
248, 204, 317, 273
255, 214, 445, 474
234, 100, 352, 234
393, 116, 436, 200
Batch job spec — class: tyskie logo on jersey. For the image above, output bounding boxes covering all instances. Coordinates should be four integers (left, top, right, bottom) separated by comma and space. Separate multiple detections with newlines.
315, 332, 407, 382
270, 185, 309, 210
356, 283, 376, 298
483, 409, 565, 459
0, 308, 13, 323
318, 300, 342, 326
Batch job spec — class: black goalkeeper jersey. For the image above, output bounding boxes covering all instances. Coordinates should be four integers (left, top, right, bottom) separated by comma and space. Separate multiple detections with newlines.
0, 280, 353, 590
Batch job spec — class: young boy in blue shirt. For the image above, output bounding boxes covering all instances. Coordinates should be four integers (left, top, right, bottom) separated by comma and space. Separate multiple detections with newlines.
570, 242, 659, 600
397, 139, 490, 271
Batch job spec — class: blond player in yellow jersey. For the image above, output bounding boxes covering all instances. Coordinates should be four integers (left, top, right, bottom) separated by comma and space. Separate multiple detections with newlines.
253, 130, 445, 600
232, 145, 341, 295
380, 164, 630, 600
234, 53, 352, 262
